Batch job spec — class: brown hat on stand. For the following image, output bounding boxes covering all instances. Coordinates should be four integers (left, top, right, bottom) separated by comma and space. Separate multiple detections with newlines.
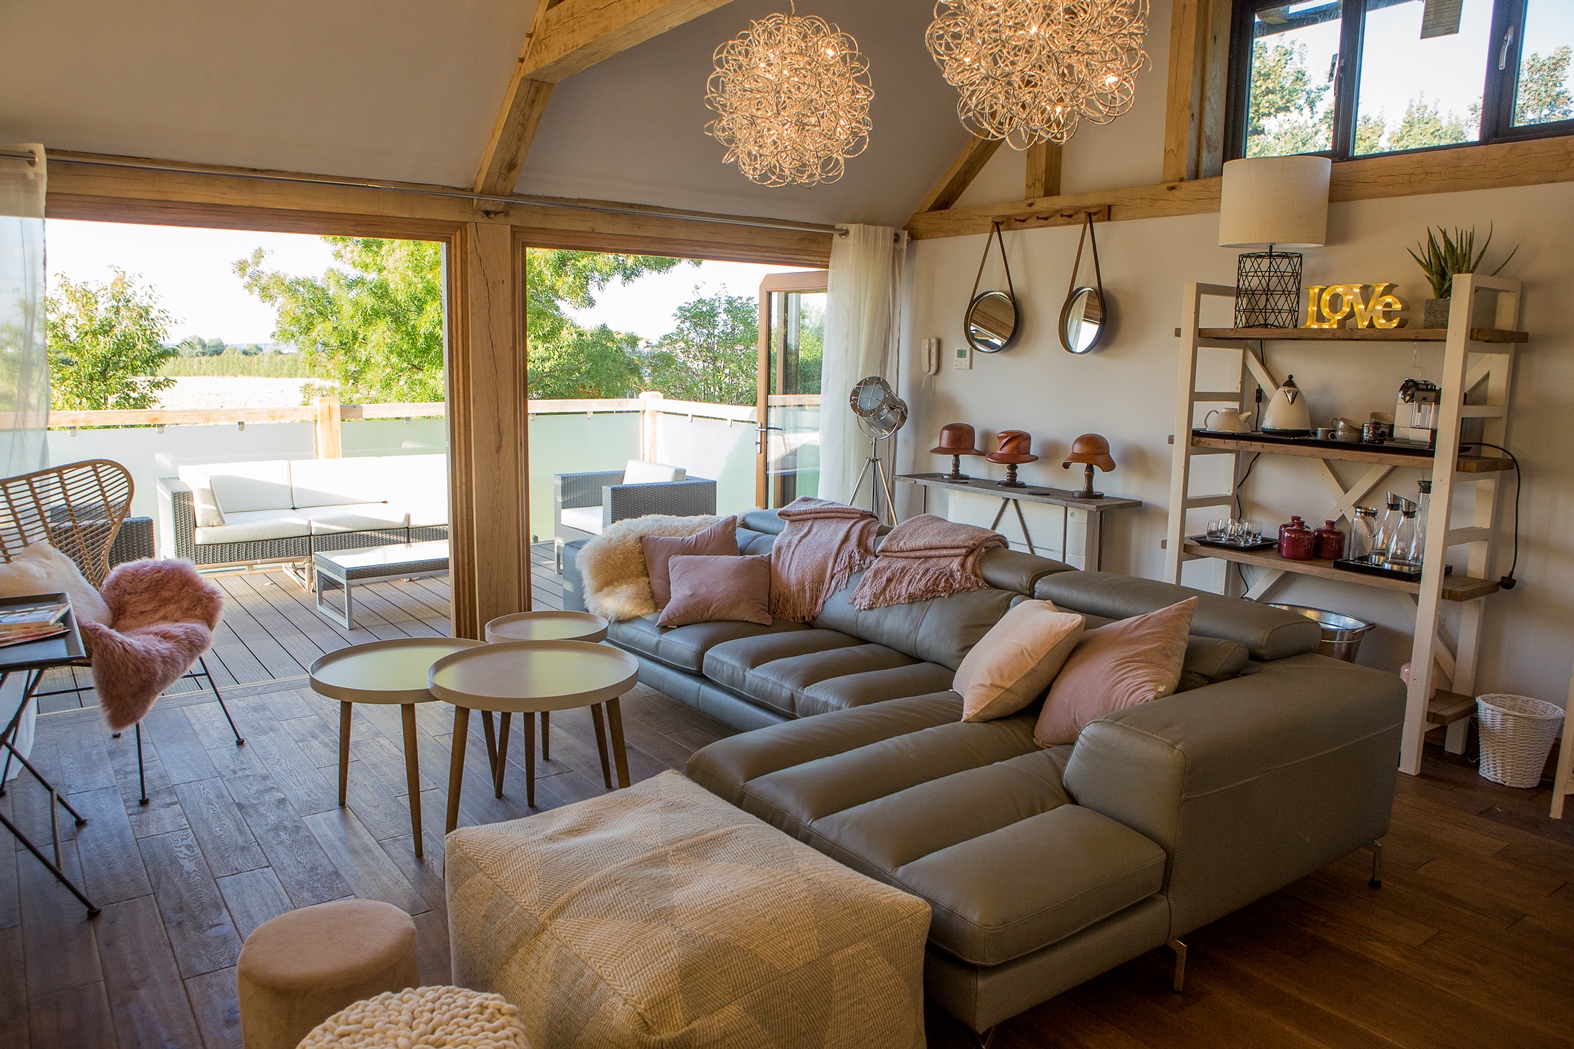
930, 423, 984, 456
1062, 433, 1116, 472
985, 430, 1039, 465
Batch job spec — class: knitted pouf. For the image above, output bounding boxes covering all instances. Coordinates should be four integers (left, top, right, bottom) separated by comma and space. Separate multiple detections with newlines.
296, 986, 530, 1049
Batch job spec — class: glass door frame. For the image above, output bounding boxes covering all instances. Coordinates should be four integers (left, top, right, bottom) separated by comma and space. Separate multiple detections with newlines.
755, 270, 830, 508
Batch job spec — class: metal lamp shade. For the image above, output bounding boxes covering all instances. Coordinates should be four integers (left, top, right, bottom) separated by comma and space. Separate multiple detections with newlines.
1219, 156, 1331, 329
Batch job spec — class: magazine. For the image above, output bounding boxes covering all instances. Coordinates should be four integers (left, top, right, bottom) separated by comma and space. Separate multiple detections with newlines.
0, 601, 70, 647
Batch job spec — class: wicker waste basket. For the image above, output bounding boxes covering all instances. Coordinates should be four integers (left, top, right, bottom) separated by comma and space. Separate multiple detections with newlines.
1475, 693, 1565, 788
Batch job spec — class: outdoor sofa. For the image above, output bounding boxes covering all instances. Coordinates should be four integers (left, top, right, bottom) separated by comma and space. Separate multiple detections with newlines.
561, 508, 1405, 1035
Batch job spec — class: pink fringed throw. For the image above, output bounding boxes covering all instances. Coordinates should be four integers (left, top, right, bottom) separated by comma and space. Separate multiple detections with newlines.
81, 560, 224, 732
769, 498, 879, 623
850, 514, 1005, 610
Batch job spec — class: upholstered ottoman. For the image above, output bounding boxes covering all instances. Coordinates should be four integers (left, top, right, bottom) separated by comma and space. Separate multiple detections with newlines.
446, 771, 931, 1049
236, 898, 420, 1049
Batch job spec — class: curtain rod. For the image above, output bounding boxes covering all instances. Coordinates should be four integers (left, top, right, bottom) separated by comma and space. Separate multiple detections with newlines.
0, 148, 38, 165
36, 150, 847, 237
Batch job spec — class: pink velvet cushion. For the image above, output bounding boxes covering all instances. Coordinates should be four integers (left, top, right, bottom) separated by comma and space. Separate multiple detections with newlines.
642, 517, 738, 610
955, 600, 1084, 723
1033, 597, 1198, 747
656, 554, 772, 628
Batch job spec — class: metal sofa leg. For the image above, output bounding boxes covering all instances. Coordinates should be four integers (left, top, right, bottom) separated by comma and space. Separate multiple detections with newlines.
135, 723, 149, 806
1368, 840, 1383, 888
1169, 938, 1188, 993
970, 1027, 995, 1048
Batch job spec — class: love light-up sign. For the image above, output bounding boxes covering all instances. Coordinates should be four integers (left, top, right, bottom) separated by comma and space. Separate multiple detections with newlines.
1303, 283, 1407, 329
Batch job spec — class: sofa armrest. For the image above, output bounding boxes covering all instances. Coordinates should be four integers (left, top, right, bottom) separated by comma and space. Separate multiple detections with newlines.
554, 470, 625, 511
157, 477, 196, 561
1062, 661, 1404, 938
605, 477, 717, 523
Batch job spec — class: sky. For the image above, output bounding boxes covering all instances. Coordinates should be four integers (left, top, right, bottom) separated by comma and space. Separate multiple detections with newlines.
44, 218, 814, 345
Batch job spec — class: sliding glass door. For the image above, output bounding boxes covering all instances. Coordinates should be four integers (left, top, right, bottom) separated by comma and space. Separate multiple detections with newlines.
755, 271, 828, 509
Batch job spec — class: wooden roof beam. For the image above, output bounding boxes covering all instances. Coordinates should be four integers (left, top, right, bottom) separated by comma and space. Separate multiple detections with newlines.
913, 136, 1002, 216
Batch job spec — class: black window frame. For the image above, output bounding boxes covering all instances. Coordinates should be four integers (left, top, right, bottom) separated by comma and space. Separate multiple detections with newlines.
1225, 0, 1574, 163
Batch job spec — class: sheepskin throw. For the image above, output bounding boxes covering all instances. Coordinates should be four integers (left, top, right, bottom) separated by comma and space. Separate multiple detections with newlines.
576, 515, 721, 621
82, 559, 224, 732
850, 514, 1005, 610
769, 498, 878, 623
297, 986, 530, 1049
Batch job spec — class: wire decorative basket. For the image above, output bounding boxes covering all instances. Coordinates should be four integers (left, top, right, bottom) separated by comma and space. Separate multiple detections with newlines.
1475, 693, 1565, 789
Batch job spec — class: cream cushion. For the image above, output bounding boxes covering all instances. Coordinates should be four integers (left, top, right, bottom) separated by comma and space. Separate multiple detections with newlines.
194, 510, 310, 546
384, 454, 449, 527
205, 460, 294, 515
0, 541, 112, 626
558, 505, 605, 535
955, 599, 1084, 723
301, 503, 410, 534
176, 465, 225, 527
622, 459, 685, 484
446, 770, 930, 1049
290, 457, 387, 508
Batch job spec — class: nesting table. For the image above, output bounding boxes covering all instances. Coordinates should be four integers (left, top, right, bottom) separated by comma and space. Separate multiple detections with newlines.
307, 637, 484, 857
434, 640, 639, 833
313, 540, 450, 629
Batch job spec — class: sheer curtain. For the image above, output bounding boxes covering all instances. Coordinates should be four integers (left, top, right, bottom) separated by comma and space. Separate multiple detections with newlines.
0, 144, 47, 779
818, 223, 907, 508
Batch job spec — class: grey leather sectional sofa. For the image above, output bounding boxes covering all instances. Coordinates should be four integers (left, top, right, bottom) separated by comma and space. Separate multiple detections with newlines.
562, 509, 1406, 1036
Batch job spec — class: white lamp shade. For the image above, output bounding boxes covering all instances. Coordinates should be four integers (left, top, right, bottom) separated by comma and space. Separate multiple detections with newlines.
1218, 156, 1331, 248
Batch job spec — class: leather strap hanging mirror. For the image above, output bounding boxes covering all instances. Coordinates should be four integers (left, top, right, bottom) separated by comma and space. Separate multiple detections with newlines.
1059, 211, 1109, 355
965, 221, 1020, 353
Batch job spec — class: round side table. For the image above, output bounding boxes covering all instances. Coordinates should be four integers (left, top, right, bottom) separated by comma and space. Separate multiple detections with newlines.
431, 641, 638, 833
481, 611, 613, 794
308, 637, 484, 857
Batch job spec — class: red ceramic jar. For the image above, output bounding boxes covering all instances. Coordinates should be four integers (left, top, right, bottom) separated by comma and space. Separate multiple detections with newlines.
1314, 520, 1345, 560
1278, 517, 1316, 560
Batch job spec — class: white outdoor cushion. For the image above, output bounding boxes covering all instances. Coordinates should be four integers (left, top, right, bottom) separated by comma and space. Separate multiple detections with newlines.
176, 466, 225, 527
301, 503, 410, 534
559, 506, 605, 535
194, 509, 311, 546
623, 460, 685, 484
380, 453, 447, 503
401, 497, 449, 528
206, 461, 294, 515
291, 457, 387, 508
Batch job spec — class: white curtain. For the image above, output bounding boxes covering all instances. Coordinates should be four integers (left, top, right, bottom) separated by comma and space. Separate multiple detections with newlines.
819, 223, 907, 508
0, 144, 47, 780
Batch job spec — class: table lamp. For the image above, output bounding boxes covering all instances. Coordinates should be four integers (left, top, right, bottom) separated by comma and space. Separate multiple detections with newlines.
1218, 156, 1331, 329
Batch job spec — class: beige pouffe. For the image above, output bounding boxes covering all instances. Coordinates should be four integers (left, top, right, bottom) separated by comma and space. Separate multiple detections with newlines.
446, 770, 931, 1049
237, 898, 420, 1049
297, 985, 530, 1048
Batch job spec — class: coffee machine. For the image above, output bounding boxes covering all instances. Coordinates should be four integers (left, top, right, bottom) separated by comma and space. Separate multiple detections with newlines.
1395, 379, 1441, 446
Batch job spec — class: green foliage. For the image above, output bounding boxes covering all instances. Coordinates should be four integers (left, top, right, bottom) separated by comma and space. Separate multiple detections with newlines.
643, 291, 759, 406
1516, 46, 1574, 125
1388, 96, 1469, 153
236, 238, 446, 403
1407, 225, 1518, 299
46, 268, 177, 410
160, 350, 321, 378
1246, 41, 1332, 158
175, 335, 228, 357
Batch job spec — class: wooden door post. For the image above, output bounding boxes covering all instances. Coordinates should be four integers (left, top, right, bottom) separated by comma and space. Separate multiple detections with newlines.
313, 395, 342, 458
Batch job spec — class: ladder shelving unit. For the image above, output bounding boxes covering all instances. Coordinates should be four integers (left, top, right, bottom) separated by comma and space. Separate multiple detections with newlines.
1164, 275, 1525, 776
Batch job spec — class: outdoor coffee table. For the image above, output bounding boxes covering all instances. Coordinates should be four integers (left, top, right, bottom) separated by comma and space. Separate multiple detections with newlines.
308, 636, 483, 856
481, 611, 611, 791
314, 540, 450, 629
432, 640, 638, 833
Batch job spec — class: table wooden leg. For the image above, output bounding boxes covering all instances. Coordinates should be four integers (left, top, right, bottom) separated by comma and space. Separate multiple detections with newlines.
338, 702, 352, 808
524, 714, 536, 807
481, 710, 498, 777
400, 703, 423, 859
606, 696, 631, 789
590, 703, 613, 789
493, 712, 512, 799
540, 711, 550, 761
446, 706, 470, 834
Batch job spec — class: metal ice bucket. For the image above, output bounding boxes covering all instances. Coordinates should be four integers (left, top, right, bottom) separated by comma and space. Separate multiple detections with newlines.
1267, 604, 1375, 663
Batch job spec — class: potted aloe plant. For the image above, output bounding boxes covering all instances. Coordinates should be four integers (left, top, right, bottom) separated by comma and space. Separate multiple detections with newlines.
1408, 225, 1518, 328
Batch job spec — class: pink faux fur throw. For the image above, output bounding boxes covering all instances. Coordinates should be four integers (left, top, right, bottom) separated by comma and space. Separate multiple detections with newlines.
769, 498, 879, 623
81, 560, 224, 732
850, 514, 1005, 611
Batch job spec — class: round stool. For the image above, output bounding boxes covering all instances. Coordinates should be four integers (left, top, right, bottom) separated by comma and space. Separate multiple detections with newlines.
297, 986, 531, 1048
236, 899, 419, 1049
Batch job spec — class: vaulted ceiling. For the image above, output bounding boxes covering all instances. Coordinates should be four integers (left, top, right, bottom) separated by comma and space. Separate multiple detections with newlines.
0, 0, 978, 227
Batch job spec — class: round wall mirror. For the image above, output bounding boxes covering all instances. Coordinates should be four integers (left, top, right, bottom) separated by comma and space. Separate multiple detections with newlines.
965, 290, 1019, 353
1059, 286, 1107, 355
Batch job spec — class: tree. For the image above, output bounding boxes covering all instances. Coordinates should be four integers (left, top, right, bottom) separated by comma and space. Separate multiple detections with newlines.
46, 268, 177, 410
1516, 46, 1574, 125
1388, 95, 1469, 153
642, 291, 758, 405
236, 238, 446, 403
1246, 41, 1332, 157
174, 335, 226, 357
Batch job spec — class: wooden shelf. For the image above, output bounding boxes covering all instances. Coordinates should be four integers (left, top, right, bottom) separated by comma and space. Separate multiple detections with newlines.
1179, 542, 1499, 602
1188, 433, 1514, 473
1191, 326, 1528, 344
1427, 690, 1476, 727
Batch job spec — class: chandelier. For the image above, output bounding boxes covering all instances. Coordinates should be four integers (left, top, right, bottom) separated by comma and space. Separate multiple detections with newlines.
926, 0, 1151, 149
704, 8, 874, 187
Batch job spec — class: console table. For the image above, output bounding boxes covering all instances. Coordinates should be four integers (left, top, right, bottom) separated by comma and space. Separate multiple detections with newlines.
897, 473, 1141, 570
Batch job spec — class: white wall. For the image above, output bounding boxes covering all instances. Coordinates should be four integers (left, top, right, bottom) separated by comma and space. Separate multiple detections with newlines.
897, 181, 1574, 709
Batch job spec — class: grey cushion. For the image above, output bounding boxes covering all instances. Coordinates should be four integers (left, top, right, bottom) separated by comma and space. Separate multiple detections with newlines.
608, 615, 808, 674
799, 663, 957, 717
702, 630, 868, 715
1034, 570, 1321, 661
813, 571, 1017, 671
978, 548, 1078, 596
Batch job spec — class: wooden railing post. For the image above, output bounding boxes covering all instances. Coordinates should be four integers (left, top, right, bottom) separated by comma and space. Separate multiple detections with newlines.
639, 390, 663, 463
313, 395, 342, 458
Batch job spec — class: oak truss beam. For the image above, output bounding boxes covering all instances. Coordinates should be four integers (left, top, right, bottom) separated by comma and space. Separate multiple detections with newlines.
1162, 0, 1232, 183
913, 136, 1002, 215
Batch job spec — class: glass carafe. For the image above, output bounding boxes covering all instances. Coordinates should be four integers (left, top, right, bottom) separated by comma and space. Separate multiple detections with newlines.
1350, 507, 1379, 560
1408, 480, 1432, 566
1386, 501, 1419, 569
1373, 493, 1404, 564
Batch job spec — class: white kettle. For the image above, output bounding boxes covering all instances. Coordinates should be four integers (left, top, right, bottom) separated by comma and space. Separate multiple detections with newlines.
1262, 375, 1312, 434
1204, 408, 1254, 433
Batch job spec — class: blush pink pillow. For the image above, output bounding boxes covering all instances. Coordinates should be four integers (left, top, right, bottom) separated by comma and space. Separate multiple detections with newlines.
955, 600, 1084, 723
643, 517, 738, 610
656, 555, 772, 627
1033, 597, 1198, 746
